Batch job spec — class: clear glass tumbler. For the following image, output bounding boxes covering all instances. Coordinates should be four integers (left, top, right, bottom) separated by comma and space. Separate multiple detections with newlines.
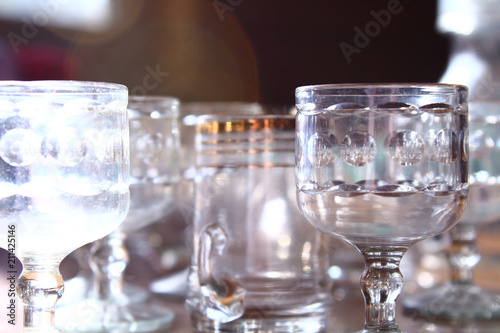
0, 80, 130, 333
186, 113, 332, 332
295, 83, 469, 333
150, 102, 263, 298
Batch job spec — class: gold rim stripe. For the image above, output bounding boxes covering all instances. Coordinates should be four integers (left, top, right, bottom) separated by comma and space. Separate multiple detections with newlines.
198, 118, 295, 134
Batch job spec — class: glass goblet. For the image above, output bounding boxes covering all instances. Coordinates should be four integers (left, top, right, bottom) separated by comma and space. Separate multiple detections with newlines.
295, 83, 469, 332
403, 101, 500, 322
56, 96, 180, 332
0, 80, 130, 333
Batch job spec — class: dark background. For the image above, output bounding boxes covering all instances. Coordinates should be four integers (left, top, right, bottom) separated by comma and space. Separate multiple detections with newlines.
0, 0, 450, 105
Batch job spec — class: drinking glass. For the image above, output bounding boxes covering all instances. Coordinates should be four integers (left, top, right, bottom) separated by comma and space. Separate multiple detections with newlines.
186, 113, 332, 332
0, 80, 130, 332
150, 102, 263, 297
403, 100, 500, 322
295, 83, 469, 332
56, 96, 180, 332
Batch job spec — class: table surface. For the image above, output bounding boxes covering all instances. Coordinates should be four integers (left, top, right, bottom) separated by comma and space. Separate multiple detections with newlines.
56, 287, 500, 333
1, 226, 500, 332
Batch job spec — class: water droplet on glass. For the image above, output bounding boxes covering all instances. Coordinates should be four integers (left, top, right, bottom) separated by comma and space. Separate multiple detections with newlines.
340, 131, 377, 166
307, 133, 338, 167
43, 129, 87, 167
432, 129, 458, 164
469, 129, 494, 160
0, 128, 41, 166
387, 130, 425, 166
0, 182, 17, 199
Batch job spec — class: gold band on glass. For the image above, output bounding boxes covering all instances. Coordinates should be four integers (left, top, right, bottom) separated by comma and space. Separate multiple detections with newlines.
198, 118, 295, 134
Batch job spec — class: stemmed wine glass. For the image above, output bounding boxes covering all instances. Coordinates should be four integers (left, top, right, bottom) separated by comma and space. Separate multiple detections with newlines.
56, 96, 180, 332
0, 81, 130, 333
403, 100, 500, 322
295, 83, 469, 332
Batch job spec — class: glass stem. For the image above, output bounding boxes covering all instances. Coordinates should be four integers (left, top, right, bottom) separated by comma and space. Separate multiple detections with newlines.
359, 248, 405, 332
17, 258, 63, 332
448, 224, 479, 285
89, 232, 128, 302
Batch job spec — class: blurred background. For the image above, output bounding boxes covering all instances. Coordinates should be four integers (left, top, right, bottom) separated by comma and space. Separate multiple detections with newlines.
0, 0, 448, 104
0, 1, 451, 331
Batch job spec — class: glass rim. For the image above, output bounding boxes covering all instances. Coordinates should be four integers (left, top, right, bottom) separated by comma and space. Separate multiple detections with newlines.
128, 95, 180, 119
128, 95, 179, 104
295, 83, 468, 95
0, 80, 128, 95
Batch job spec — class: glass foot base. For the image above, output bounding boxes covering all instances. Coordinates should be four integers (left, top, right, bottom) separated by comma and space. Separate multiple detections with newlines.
191, 313, 327, 333
402, 284, 500, 322
356, 327, 401, 333
55, 299, 174, 332
58, 274, 149, 307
